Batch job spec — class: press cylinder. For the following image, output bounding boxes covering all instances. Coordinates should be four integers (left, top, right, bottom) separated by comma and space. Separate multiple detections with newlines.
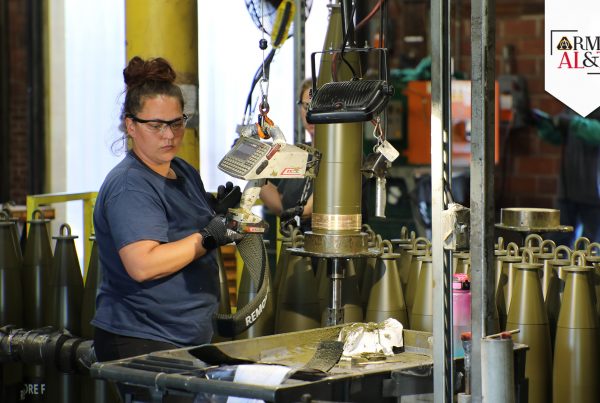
404, 237, 431, 318
552, 251, 600, 403
505, 249, 551, 403
311, 2, 363, 240
365, 240, 408, 326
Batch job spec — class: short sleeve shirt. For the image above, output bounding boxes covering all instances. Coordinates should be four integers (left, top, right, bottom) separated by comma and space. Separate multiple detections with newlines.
91, 152, 219, 346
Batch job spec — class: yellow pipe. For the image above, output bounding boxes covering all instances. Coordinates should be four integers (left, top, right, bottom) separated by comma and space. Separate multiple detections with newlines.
27, 192, 97, 278
126, 0, 199, 168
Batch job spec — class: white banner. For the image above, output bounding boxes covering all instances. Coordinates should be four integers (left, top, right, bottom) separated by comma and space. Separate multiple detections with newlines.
545, 0, 600, 116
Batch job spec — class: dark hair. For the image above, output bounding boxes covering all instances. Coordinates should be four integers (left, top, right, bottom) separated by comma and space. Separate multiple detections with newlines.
112, 56, 184, 154
298, 78, 312, 104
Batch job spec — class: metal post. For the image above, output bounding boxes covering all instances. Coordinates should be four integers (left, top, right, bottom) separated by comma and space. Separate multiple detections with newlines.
431, 0, 453, 401
27, 0, 46, 195
470, 0, 496, 400
326, 258, 346, 326
294, 0, 306, 144
126, 0, 199, 168
0, 0, 8, 202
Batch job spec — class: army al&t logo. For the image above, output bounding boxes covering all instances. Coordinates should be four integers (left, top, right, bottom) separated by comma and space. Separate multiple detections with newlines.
545, 0, 600, 116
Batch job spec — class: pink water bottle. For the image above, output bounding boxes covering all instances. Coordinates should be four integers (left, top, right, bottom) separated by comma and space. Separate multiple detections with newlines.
453, 273, 471, 357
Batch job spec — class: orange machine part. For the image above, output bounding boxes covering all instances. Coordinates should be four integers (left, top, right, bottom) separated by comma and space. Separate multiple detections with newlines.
403, 80, 501, 167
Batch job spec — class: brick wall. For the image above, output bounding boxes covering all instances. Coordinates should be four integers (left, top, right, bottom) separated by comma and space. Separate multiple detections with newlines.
5, 0, 29, 204
384, 1, 563, 210
496, 14, 563, 209
456, 11, 564, 209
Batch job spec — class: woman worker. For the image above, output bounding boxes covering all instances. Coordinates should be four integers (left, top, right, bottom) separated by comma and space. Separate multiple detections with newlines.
92, 56, 240, 362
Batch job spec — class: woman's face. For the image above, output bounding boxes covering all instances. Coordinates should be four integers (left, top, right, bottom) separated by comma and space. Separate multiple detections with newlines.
126, 95, 184, 169
300, 88, 315, 140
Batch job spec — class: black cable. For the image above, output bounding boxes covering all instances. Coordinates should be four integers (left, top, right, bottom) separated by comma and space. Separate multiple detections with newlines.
380, 0, 389, 140
338, 0, 358, 80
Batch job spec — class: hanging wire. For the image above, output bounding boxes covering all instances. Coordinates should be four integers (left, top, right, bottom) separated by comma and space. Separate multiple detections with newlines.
337, 0, 358, 80
261, 0, 267, 82
259, 0, 269, 110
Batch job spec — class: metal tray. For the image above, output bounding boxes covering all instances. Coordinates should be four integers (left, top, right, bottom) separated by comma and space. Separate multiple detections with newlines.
91, 325, 434, 402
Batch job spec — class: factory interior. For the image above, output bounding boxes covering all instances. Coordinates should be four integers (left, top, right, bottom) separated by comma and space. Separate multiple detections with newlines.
1, 0, 599, 402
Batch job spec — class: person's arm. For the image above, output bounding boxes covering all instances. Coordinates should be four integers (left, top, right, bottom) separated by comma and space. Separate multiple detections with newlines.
570, 116, 600, 145
259, 181, 283, 215
531, 108, 563, 145
119, 233, 208, 282
302, 194, 313, 219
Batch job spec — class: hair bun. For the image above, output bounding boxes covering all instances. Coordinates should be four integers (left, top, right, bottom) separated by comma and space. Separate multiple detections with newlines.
123, 56, 176, 89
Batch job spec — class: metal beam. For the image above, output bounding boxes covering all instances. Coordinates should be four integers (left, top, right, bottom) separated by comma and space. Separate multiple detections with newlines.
126, 0, 199, 168
27, 0, 46, 195
0, 0, 9, 201
293, 0, 306, 144
430, 0, 453, 401
470, 0, 496, 400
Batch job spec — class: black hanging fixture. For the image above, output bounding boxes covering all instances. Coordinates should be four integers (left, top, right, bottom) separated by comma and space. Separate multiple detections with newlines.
306, 0, 394, 124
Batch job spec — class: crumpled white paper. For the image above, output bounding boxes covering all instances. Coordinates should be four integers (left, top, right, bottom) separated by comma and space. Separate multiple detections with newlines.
337, 318, 404, 357
226, 364, 292, 403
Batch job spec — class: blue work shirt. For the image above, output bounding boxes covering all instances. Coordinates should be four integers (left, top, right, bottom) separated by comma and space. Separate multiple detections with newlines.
92, 152, 219, 346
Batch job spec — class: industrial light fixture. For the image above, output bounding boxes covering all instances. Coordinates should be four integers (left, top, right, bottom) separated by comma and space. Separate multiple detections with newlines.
306, 47, 394, 124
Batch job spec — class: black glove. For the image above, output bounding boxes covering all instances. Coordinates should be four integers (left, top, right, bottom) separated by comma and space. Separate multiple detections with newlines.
280, 205, 304, 230
552, 111, 572, 134
206, 181, 242, 214
200, 215, 243, 250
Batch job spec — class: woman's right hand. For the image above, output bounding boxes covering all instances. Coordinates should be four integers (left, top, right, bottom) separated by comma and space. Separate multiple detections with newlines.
199, 215, 243, 250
